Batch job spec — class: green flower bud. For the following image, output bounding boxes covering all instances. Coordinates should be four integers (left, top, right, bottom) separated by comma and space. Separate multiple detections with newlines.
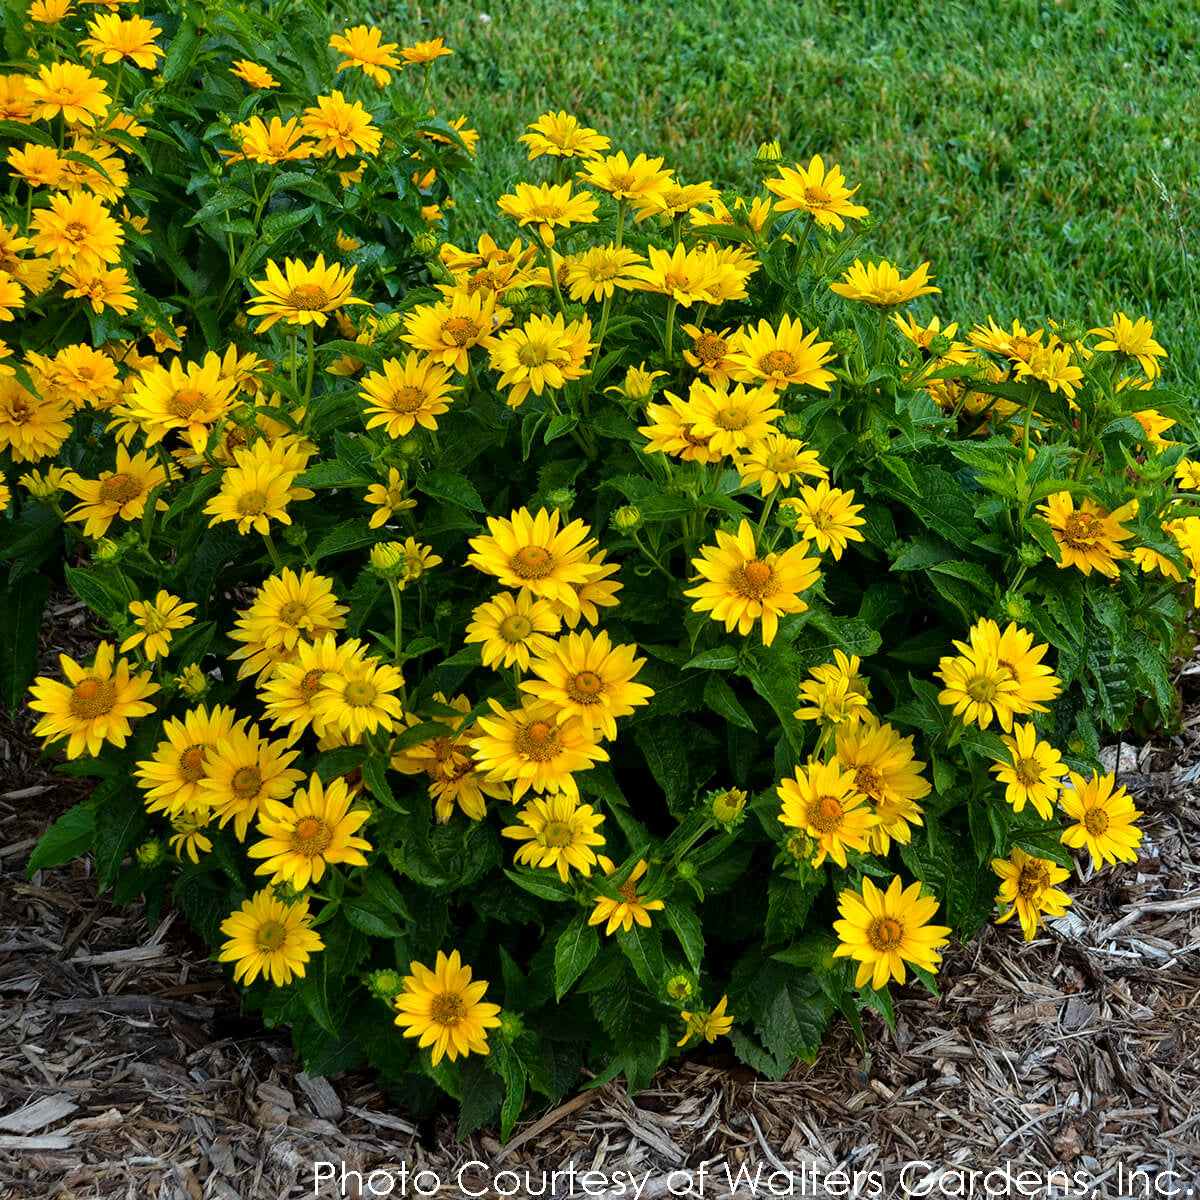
282, 524, 308, 547
1018, 542, 1044, 567
546, 487, 575, 513
856, 212, 875, 232
928, 333, 953, 357
755, 139, 782, 163
780, 413, 806, 436
612, 505, 643, 533
497, 1009, 525, 1043
708, 786, 748, 826
176, 663, 209, 699
1002, 592, 1032, 622
272, 881, 306, 905
134, 839, 166, 868
784, 831, 816, 863
93, 537, 122, 564
370, 541, 407, 579
505, 288, 531, 309
663, 969, 698, 1006
829, 328, 858, 356
1056, 322, 1087, 343
366, 968, 405, 1002
229, 402, 257, 426
677, 860, 698, 880
412, 229, 440, 256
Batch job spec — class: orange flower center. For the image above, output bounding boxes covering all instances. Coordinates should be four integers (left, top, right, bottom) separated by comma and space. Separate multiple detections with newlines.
387, 385, 425, 413
1015, 757, 1042, 787
343, 679, 378, 707
693, 333, 727, 363
64, 221, 89, 243
510, 544, 554, 579
69, 675, 116, 719
231, 765, 262, 800
178, 744, 207, 783
278, 601, 308, 625
430, 991, 465, 1025
256, 921, 287, 951
867, 916, 904, 952
498, 613, 533, 643
287, 282, 330, 310
662, 271, 690, 292
617, 878, 640, 903
715, 406, 749, 430
1082, 807, 1110, 836
567, 670, 604, 703
98, 472, 143, 504
541, 819, 573, 847
853, 764, 884, 798
236, 489, 269, 516
168, 387, 203, 417
682, 425, 712, 448
807, 794, 845, 833
1061, 512, 1100, 550
733, 559, 775, 600
300, 668, 324, 695
291, 815, 333, 857
1017, 862, 1049, 897
803, 184, 831, 206
442, 316, 480, 346
759, 349, 799, 376
517, 720, 559, 761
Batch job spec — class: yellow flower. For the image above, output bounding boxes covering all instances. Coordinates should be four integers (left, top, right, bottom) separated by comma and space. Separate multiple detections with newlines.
1129, 408, 1176, 451
1037, 492, 1135, 578
520, 629, 653, 741
0, 375, 71, 462
467, 506, 597, 611
121, 591, 197, 662
794, 651, 872, 725
836, 720, 930, 856
134, 704, 239, 816
200, 723, 305, 841
402, 290, 504, 374
563, 244, 644, 302
393, 950, 501, 1067
465, 590, 561, 671
763, 155, 867, 230
677, 380, 783, 457
778, 482, 866, 560
638, 400, 722, 464
400, 38, 453, 65
988, 723, 1066, 820
969, 317, 1045, 364
497, 181, 599, 246
62, 446, 170, 538
7, 142, 62, 187
27, 61, 110, 126
626, 242, 737, 307
1013, 343, 1083, 398
489, 312, 593, 408
257, 633, 367, 740
1132, 545, 1182, 581
222, 115, 314, 165
589, 859, 664, 936
475, 699, 608, 802
330, 25, 401, 86
204, 438, 315, 536
577, 151, 674, 208
61, 264, 136, 314
1089, 312, 1166, 379
30, 0, 73, 23
301, 91, 381, 157
681, 324, 739, 386
676, 995, 732, 1046
31, 191, 123, 271
0, 271, 24, 321
358, 352, 460, 437
519, 111, 610, 161
605, 362, 667, 402
246, 254, 364, 332
935, 651, 1021, 732
728, 314, 837, 391
310, 655, 405, 742
169, 811, 214, 863
832, 876, 952, 991
553, 551, 623, 629
991, 848, 1072, 942
229, 59, 279, 88
777, 759, 876, 868
248, 775, 371, 889
0, 74, 35, 123
686, 518, 821, 647
364, 467, 417, 528
633, 179, 721, 224
500, 790, 607, 876
831, 259, 940, 308
28, 642, 158, 759
124, 352, 238, 450
79, 14, 164, 69
218, 890, 324, 986
1059, 771, 1143, 869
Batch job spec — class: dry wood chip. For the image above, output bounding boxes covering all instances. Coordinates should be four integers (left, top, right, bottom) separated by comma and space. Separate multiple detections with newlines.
0, 1095, 78, 1134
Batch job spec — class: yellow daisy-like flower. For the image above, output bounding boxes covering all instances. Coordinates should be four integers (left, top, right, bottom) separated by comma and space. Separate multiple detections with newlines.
0, 271, 24, 321
520, 629, 654, 741
1132, 545, 1183, 581
134, 704, 240, 816
218, 890, 323, 987
465, 590, 561, 671
1130, 408, 1176, 452
519, 111, 610, 161
563, 244, 644, 303
359, 352, 460, 437
301, 91, 382, 157
28, 642, 158, 760
497, 181, 599, 246
204, 437, 314, 536
490, 312, 594, 408
169, 811, 214, 863
229, 59, 279, 88
78, 14, 164, 69
330, 25, 401, 86
605, 361, 668, 402
589, 858, 664, 936
991, 848, 1072, 942
554, 551, 623, 629
832, 875, 952, 991
246, 255, 363, 333
258, 633, 366, 740
1013, 343, 1084, 398
124, 352, 239, 450
30, 0, 73, 24
836, 720, 930, 856
1059, 771, 1143, 869
963, 619, 1063, 719
200, 723, 305, 841
44, 343, 121, 409
686, 518, 821, 647
310, 655, 405, 741
935, 651, 1021, 732
222, 115, 314, 166
968, 316, 1045, 364
393, 949, 502, 1067
0, 74, 35, 122
681, 324, 739, 386
401, 38, 453, 65
779, 482, 866, 560
1037, 492, 1135, 578
633, 179, 721, 224
676, 995, 733, 1046
248, 775, 371, 889
402, 290, 504, 374
61, 264, 136, 315
577, 151, 674, 208
365, 467, 417, 528
8, 143, 62, 187
120, 591, 197, 662
466, 506, 597, 611
678, 380, 783, 457
830, 259, 940, 308
777, 759, 876, 868
637, 400, 722, 465
474, 699, 608, 802
763, 155, 867, 230
728, 314, 837, 391
794, 651, 871, 725
1089, 312, 1166, 379
31, 191, 123, 272
989, 723, 1067, 820
500, 791, 607, 878
626, 242, 736, 307
0, 376, 71, 462
62, 446, 170, 538
27, 61, 110, 126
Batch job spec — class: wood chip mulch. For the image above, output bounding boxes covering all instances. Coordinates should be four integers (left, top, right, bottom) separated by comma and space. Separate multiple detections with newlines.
2, 700, 1198, 1198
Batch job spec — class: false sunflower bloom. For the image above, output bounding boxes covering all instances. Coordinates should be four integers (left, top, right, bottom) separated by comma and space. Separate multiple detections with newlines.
248, 775, 371, 889
222, 115, 313, 165
677, 995, 733, 1046
833, 875, 952, 991
203, 438, 314, 536
497, 181, 599, 246
169, 811, 214, 863
501, 791, 607, 878
134, 704, 240, 816
31, 191, 123, 271
763, 155, 867, 230
564, 244, 644, 302
229, 60, 278, 88
246, 255, 363, 332
329, 25, 401, 86
0, 271, 24, 321
637, 401, 721, 465
402, 290, 504, 374
365, 467, 417, 528
125, 352, 239, 450
680, 380, 783, 456
62, 264, 136, 314
1037, 492, 1135, 578
401, 38, 453, 64
989, 723, 1067, 819
555, 552, 623, 629
962, 619, 1062, 718
310, 655, 405, 741
121, 591, 197, 662
777, 759, 876, 868
26, 61, 110, 126
78, 14, 164, 69
991, 848, 1072, 942
935, 650, 1021, 731
393, 950, 502, 1066
681, 324, 740, 386
686, 519, 821, 647
589, 859, 664, 936
519, 111, 610, 161
835, 721, 930, 856
1089, 312, 1166, 379
520, 629, 654, 741
200, 724, 305, 841
474, 699, 608, 802
1059, 771, 1143, 869
728, 315, 837, 390
577, 151, 674, 208
0, 375, 72, 462
63, 446, 170, 538
794, 651, 871, 725
257, 633, 367, 740
831, 259, 940, 308
465, 590, 561, 671
30, 0, 72, 24
626, 242, 732, 306
358, 353, 460, 437
779, 482, 866, 560
1013, 342, 1084, 398
218, 890, 323, 986
28, 642, 158, 759
301, 91, 382, 157
490, 313, 594, 408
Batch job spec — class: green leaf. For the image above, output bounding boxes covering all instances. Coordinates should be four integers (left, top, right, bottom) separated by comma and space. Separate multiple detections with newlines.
554, 912, 599, 1000
27, 804, 96, 877
0, 572, 50, 710
702, 672, 756, 730
417, 469, 484, 512
342, 896, 406, 938
615, 924, 665, 992
683, 647, 739, 670
544, 412, 578, 444
362, 758, 405, 813
928, 559, 997, 596
765, 875, 822, 945
504, 868, 574, 902
63, 565, 124, 623
310, 519, 379, 562
664, 904, 704, 970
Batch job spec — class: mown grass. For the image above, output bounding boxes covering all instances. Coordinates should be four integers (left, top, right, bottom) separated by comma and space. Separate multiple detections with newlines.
382, 0, 1199, 384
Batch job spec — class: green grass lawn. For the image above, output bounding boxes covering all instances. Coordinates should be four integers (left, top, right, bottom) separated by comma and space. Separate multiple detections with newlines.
394, 0, 1200, 386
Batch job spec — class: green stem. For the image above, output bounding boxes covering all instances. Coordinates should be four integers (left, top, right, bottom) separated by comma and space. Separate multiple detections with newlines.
614, 200, 626, 249
665, 298, 678, 360
388, 579, 404, 666
873, 307, 890, 369
302, 325, 315, 404
289, 333, 298, 391
262, 530, 282, 569
756, 490, 778, 543
1022, 398, 1036, 458
631, 530, 675, 582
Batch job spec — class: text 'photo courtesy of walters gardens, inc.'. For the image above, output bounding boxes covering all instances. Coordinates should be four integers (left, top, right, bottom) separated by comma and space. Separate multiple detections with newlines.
312, 1158, 1199, 1198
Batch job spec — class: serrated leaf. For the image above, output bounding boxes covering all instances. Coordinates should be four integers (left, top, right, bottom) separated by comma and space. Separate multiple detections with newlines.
27, 804, 96, 877
664, 904, 704, 970
416, 469, 484, 512
702, 672, 756, 730
615, 924, 665, 991
554, 912, 599, 1000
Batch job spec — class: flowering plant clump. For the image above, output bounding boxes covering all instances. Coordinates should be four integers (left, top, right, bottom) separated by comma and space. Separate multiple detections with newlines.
3, 3, 1191, 1138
